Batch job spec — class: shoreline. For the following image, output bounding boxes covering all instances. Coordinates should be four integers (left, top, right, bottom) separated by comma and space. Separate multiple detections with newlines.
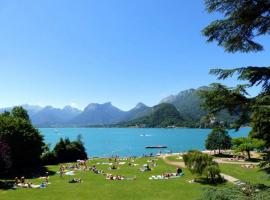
89, 150, 234, 159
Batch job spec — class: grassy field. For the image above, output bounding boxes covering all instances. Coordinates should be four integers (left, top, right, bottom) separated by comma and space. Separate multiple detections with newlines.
166, 155, 183, 162
1, 157, 269, 200
219, 164, 270, 186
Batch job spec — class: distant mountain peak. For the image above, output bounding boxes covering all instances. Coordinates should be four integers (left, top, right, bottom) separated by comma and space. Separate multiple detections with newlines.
134, 102, 147, 109
43, 105, 55, 110
84, 102, 114, 111
160, 95, 177, 103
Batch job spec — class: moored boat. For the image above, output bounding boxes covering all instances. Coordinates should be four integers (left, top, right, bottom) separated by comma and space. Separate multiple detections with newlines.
145, 145, 167, 149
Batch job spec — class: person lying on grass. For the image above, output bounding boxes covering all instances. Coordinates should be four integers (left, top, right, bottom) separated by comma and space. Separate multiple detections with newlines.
69, 178, 82, 183
89, 165, 105, 174
140, 164, 152, 172
14, 177, 48, 189
106, 174, 136, 181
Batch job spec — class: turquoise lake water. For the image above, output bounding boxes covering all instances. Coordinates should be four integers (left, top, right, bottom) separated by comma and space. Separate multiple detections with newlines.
40, 128, 250, 157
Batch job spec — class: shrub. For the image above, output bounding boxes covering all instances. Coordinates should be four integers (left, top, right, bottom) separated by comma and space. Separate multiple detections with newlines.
183, 150, 222, 184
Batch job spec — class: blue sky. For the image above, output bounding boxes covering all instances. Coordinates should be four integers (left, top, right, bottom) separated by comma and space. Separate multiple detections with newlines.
0, 0, 269, 110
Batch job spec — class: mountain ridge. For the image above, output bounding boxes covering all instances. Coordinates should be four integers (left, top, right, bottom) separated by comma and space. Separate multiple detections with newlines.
0, 87, 236, 127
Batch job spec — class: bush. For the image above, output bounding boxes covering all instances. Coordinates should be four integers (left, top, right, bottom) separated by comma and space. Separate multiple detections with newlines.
199, 184, 270, 200
205, 163, 222, 183
183, 150, 222, 184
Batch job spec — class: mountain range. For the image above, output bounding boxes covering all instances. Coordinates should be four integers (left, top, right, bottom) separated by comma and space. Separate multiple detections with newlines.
0, 102, 151, 127
118, 103, 184, 128
0, 87, 235, 127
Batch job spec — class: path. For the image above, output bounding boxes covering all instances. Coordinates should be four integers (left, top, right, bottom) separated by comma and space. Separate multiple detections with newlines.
159, 154, 185, 168
159, 154, 244, 185
214, 158, 259, 165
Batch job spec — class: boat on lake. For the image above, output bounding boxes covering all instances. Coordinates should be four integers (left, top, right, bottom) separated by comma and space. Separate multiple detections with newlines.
145, 145, 167, 149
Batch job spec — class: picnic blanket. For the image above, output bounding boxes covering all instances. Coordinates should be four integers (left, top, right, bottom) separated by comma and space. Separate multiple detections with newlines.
149, 173, 184, 180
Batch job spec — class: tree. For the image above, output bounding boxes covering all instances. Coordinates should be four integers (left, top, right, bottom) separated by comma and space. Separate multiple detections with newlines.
201, 1, 270, 150
183, 150, 222, 183
250, 95, 270, 147
259, 151, 270, 172
0, 140, 12, 173
203, 0, 270, 53
0, 107, 45, 170
205, 126, 232, 154
53, 136, 87, 163
10, 106, 30, 122
232, 137, 265, 159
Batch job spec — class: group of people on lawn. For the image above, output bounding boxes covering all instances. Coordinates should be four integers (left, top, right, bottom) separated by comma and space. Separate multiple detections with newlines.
14, 172, 49, 188
14, 157, 184, 187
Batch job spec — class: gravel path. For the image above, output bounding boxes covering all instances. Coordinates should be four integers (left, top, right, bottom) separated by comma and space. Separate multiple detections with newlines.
214, 158, 259, 165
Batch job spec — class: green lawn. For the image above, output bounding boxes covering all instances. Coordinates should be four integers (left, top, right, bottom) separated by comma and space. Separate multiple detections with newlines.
0, 158, 207, 200
166, 155, 183, 162
220, 164, 270, 186
1, 157, 269, 200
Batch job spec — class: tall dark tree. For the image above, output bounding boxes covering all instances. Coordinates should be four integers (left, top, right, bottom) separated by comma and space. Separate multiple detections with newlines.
11, 106, 30, 122
0, 107, 44, 170
0, 140, 12, 173
53, 136, 87, 163
250, 95, 270, 147
205, 126, 232, 154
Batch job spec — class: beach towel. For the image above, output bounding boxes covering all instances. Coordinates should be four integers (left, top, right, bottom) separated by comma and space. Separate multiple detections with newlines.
65, 171, 75, 176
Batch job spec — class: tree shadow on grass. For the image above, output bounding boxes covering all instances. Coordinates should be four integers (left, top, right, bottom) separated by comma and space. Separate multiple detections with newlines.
194, 177, 227, 186
245, 158, 262, 162
259, 167, 270, 174
0, 166, 56, 190
213, 153, 233, 158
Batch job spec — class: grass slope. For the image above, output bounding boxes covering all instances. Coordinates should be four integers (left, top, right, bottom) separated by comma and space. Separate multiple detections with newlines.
1, 157, 269, 200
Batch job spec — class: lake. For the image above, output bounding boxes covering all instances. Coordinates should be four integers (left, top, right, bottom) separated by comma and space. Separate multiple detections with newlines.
40, 128, 250, 157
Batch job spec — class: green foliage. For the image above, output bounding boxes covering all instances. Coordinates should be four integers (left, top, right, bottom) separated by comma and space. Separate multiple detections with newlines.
199, 186, 245, 200
10, 106, 30, 122
203, 0, 270, 53
259, 152, 270, 173
52, 136, 87, 164
199, 185, 270, 200
121, 103, 183, 128
205, 126, 232, 154
250, 95, 270, 147
183, 150, 221, 183
210, 67, 270, 93
183, 150, 212, 175
0, 107, 44, 170
0, 140, 12, 172
199, 83, 251, 130
232, 137, 265, 159
205, 163, 222, 183
201, 1, 270, 145
41, 151, 57, 165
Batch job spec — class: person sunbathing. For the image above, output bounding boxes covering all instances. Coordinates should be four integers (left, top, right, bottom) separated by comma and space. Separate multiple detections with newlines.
21, 176, 25, 184
69, 178, 82, 183
14, 177, 20, 185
